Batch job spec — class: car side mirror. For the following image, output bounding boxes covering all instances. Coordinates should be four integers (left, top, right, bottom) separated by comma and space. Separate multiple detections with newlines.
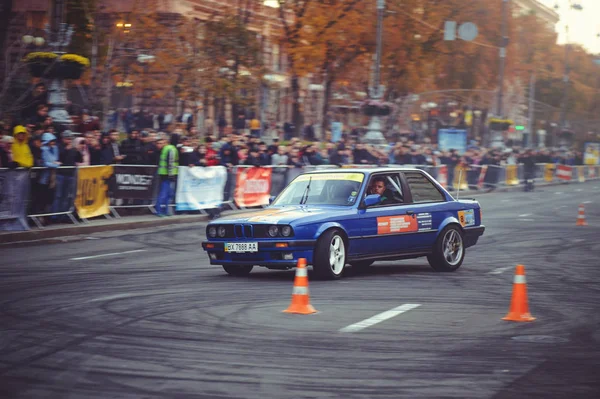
269, 195, 276, 204
364, 194, 381, 207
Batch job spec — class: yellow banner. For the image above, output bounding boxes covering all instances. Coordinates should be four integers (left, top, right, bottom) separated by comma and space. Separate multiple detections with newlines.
75, 166, 114, 219
452, 165, 469, 190
544, 164, 555, 182
505, 165, 519, 185
578, 166, 585, 183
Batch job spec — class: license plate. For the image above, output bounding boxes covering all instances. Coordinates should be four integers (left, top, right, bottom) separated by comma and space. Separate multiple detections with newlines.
225, 242, 258, 253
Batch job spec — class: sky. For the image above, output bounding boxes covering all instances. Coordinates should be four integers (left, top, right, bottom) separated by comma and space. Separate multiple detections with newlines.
539, 0, 600, 54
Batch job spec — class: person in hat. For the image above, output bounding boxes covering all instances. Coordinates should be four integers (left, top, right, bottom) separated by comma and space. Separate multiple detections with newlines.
39, 132, 61, 215
12, 125, 33, 168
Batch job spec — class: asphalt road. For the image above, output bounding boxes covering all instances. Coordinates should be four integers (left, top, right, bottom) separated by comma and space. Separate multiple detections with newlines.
1, 183, 599, 399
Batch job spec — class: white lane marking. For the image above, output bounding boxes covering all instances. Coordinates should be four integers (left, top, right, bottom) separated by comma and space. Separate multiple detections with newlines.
583, 201, 592, 204
518, 214, 531, 217
70, 249, 146, 261
555, 192, 563, 195
501, 199, 510, 202
488, 266, 513, 275
339, 304, 420, 333
89, 293, 133, 302
576, 189, 583, 192
517, 218, 535, 222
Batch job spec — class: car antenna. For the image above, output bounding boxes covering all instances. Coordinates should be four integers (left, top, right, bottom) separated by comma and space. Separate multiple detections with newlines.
455, 168, 462, 200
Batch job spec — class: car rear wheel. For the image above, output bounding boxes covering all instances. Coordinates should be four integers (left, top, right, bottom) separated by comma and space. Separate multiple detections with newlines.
427, 225, 465, 272
222, 264, 253, 276
313, 229, 346, 280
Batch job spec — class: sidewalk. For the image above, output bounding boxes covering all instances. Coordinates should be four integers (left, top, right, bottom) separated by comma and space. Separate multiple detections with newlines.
0, 179, 591, 245
0, 213, 212, 245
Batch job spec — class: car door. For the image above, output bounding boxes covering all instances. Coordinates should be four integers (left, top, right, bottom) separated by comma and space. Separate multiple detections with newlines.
358, 172, 416, 255
398, 170, 448, 250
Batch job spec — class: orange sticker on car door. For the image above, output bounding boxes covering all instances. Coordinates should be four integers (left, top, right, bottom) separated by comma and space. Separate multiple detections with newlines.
377, 215, 418, 234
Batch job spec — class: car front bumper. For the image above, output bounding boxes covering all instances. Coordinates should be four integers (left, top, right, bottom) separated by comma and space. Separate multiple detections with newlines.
201, 239, 317, 267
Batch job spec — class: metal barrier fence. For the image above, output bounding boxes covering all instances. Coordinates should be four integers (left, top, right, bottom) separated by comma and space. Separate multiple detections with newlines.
28, 166, 80, 228
2, 162, 599, 230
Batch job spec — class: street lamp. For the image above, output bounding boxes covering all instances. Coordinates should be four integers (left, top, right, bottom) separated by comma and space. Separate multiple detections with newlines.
363, 0, 387, 146
44, 0, 75, 128
22, 35, 45, 47
554, 0, 583, 147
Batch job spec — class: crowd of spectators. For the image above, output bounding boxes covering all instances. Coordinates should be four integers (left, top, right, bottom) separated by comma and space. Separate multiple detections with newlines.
0, 97, 590, 224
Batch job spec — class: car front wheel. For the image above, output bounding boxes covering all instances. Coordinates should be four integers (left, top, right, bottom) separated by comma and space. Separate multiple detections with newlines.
427, 225, 465, 272
313, 229, 346, 280
222, 264, 253, 276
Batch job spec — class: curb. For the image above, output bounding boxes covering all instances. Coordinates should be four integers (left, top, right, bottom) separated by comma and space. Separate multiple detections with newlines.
0, 214, 210, 245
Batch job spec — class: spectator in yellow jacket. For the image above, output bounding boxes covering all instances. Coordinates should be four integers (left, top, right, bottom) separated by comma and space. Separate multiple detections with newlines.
12, 125, 33, 168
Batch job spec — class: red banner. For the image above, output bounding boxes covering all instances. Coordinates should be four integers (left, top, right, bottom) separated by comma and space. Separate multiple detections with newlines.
234, 167, 272, 207
556, 165, 572, 181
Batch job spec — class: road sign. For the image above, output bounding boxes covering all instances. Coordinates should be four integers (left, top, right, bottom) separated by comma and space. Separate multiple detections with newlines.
444, 21, 457, 41
458, 22, 478, 42
444, 21, 479, 42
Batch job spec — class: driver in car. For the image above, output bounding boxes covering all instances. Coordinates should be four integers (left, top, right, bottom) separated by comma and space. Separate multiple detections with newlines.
368, 177, 398, 205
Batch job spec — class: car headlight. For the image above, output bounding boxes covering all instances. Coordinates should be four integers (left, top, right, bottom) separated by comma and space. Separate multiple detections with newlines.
281, 225, 292, 237
218, 226, 227, 237
208, 226, 217, 238
268, 225, 279, 237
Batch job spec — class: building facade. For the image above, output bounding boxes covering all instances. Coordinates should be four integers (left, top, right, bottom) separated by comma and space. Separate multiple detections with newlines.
512, 0, 560, 30
1, 0, 293, 129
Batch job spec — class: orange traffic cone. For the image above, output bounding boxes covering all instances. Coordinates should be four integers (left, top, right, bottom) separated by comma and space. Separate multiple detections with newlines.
503, 265, 536, 322
576, 204, 587, 226
283, 258, 317, 314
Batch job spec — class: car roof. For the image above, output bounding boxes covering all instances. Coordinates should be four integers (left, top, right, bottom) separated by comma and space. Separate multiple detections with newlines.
302, 167, 424, 175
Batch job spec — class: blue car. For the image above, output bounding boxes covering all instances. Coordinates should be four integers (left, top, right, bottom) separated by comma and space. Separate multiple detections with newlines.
202, 168, 485, 279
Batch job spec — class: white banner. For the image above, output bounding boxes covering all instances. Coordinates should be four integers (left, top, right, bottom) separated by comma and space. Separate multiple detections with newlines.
175, 166, 227, 211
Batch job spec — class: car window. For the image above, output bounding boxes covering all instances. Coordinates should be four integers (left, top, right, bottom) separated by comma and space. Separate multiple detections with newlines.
365, 173, 404, 206
403, 172, 444, 203
273, 172, 364, 206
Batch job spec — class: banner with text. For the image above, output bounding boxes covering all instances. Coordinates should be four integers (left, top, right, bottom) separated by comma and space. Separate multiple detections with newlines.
75, 166, 113, 219
175, 166, 227, 211
110, 165, 157, 200
0, 169, 30, 231
234, 167, 272, 208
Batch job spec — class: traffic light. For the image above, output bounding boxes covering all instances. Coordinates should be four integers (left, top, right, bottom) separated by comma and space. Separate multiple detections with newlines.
488, 118, 513, 131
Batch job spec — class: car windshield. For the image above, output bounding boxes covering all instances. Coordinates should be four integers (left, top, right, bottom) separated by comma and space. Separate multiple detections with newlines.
273, 172, 365, 206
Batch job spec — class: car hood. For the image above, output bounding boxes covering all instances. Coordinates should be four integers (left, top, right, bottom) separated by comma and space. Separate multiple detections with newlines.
214, 206, 343, 225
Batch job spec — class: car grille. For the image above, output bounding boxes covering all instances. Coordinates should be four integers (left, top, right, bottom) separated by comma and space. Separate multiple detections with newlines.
234, 224, 254, 238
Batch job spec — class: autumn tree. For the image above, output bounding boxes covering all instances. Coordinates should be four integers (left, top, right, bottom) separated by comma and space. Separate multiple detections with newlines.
276, 0, 365, 135
200, 12, 265, 121
91, 0, 193, 121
